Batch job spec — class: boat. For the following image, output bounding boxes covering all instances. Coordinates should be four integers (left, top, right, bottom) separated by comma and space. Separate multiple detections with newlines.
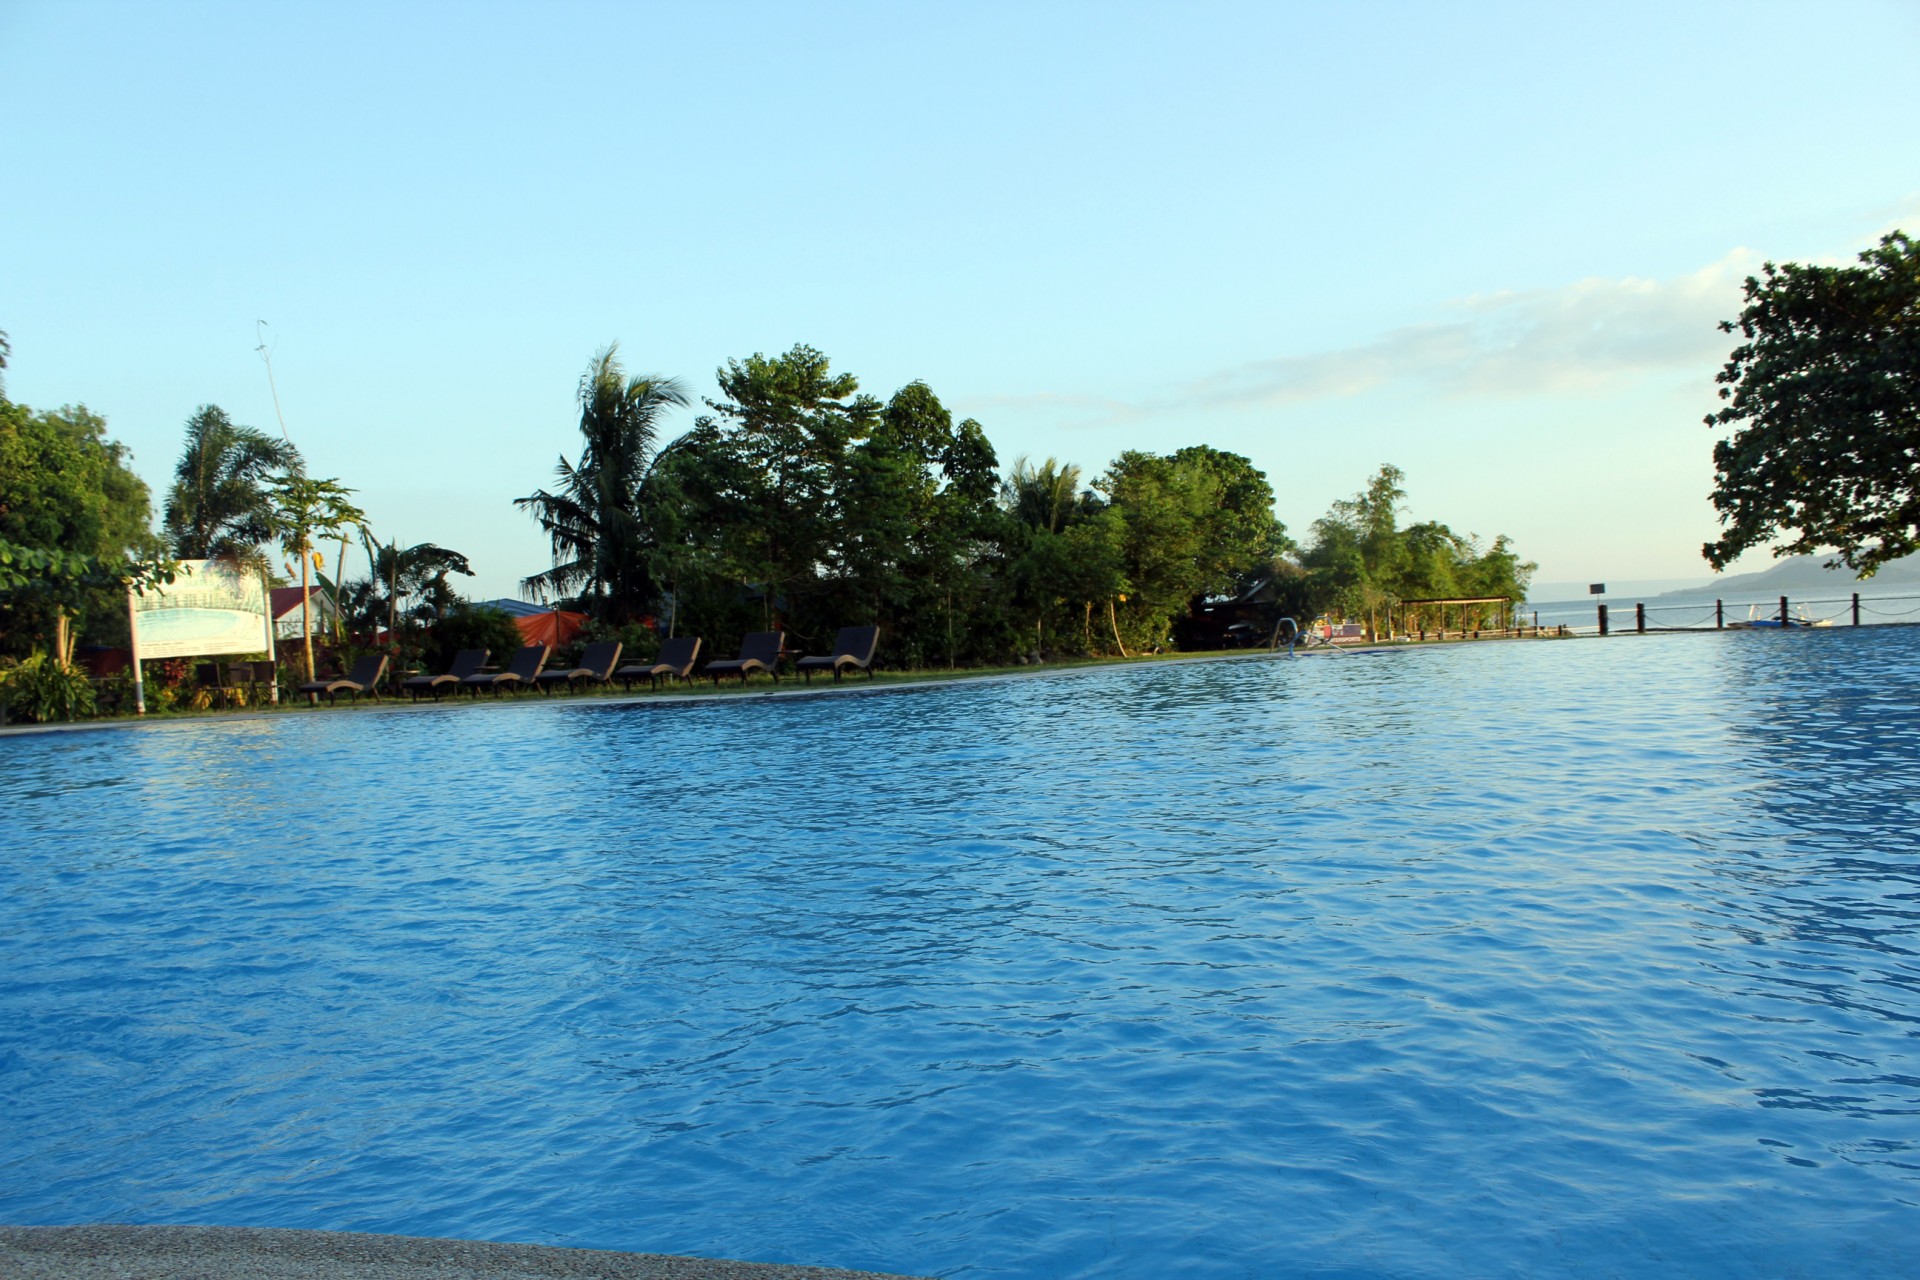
1728, 603, 1832, 629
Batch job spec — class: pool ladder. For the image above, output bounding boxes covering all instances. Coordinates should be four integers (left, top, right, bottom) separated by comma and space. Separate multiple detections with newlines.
1269, 617, 1349, 657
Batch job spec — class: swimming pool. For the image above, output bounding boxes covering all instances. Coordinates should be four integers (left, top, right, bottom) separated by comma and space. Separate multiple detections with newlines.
4, 630, 1918, 1279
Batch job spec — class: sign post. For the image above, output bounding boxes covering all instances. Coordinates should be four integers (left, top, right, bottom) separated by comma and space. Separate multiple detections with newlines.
127, 590, 146, 715
127, 561, 277, 710
263, 572, 279, 703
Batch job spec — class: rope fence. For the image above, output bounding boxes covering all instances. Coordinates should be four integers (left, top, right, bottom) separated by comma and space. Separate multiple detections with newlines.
1336, 592, 1920, 645
1566, 592, 1920, 638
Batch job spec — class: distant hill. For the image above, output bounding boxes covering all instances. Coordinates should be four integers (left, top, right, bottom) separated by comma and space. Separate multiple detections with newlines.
1656, 552, 1920, 599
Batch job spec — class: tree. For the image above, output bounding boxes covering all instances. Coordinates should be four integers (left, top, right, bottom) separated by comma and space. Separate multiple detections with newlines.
690, 344, 880, 629
1099, 451, 1207, 648
1301, 465, 1533, 635
1003, 457, 1085, 535
645, 357, 1010, 663
264, 473, 367, 681
1457, 533, 1534, 606
337, 539, 475, 664
1170, 445, 1290, 591
516, 345, 689, 622
1704, 230, 1920, 575
830, 388, 940, 636
637, 420, 755, 640
1094, 447, 1287, 652
0, 399, 166, 660
0, 540, 177, 662
163, 406, 301, 568
1055, 508, 1130, 654
829, 382, 1007, 665
371, 541, 473, 626
920, 414, 1003, 667
1302, 464, 1408, 636
1000, 457, 1095, 656
425, 601, 524, 674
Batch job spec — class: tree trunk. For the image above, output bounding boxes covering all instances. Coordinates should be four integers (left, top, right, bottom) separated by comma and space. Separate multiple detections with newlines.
54, 610, 71, 666
335, 533, 352, 643
1108, 599, 1130, 658
378, 548, 397, 696
299, 549, 316, 688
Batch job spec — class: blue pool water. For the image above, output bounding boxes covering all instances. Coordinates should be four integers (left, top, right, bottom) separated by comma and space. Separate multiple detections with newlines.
5, 630, 1920, 1278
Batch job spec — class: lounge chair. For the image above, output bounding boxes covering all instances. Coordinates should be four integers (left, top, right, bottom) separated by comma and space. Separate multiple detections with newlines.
537, 641, 623, 695
297, 653, 388, 705
404, 649, 488, 702
460, 643, 548, 697
797, 626, 880, 684
235, 660, 278, 706
706, 630, 783, 686
615, 635, 702, 692
194, 661, 241, 708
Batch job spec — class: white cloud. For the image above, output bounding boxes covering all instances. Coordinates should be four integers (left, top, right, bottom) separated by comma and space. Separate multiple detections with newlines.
978, 249, 1768, 427
1195, 249, 1765, 408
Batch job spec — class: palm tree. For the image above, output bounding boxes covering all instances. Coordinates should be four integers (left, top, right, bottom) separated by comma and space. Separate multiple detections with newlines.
515, 344, 688, 623
162, 406, 302, 568
264, 473, 367, 682
340, 537, 474, 640
1003, 456, 1084, 533
1000, 457, 1096, 659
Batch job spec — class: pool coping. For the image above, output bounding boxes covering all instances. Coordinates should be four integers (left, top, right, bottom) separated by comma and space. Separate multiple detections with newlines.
0, 1224, 935, 1279
0, 642, 1404, 740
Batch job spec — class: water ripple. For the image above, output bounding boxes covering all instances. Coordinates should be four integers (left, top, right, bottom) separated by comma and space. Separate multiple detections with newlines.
5, 632, 1920, 1277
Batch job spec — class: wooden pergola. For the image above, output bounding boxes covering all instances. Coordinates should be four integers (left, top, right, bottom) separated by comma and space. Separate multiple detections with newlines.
1397, 596, 1512, 638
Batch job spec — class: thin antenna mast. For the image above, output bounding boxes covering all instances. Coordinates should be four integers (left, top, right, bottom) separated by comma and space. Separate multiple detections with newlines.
255, 320, 293, 446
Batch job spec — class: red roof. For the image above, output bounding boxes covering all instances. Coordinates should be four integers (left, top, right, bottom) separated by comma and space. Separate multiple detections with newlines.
270, 586, 329, 618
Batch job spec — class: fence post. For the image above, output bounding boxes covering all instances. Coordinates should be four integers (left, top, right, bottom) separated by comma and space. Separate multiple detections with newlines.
1716, 599, 1724, 629
1598, 604, 1609, 636
1853, 592, 1861, 626
1636, 603, 1646, 633
1780, 595, 1789, 625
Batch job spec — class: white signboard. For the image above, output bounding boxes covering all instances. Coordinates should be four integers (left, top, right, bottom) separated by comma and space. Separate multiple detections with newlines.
128, 560, 275, 660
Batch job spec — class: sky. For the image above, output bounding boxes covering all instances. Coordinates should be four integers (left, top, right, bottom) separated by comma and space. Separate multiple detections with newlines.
4, 0, 1918, 603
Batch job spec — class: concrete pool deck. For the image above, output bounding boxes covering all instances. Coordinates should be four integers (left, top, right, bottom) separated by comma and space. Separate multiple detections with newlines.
0, 1225, 935, 1280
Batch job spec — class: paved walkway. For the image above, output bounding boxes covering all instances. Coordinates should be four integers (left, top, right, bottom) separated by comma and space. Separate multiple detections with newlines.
0, 1226, 933, 1280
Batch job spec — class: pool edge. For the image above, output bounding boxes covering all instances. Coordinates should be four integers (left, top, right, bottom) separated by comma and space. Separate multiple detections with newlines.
0, 1224, 937, 1280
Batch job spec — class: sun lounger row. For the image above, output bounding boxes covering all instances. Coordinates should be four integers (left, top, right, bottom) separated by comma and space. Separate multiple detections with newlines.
298, 654, 388, 704
619, 635, 702, 691
704, 627, 880, 686
369, 627, 878, 704
799, 626, 880, 684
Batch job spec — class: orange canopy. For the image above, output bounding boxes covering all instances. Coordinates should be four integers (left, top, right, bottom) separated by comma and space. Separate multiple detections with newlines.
515, 609, 588, 650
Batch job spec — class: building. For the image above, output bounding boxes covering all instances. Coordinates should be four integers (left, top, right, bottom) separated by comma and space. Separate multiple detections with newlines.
270, 586, 338, 640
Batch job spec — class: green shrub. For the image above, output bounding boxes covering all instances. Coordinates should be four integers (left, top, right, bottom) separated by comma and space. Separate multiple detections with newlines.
428, 604, 526, 673
3, 653, 98, 723
555, 619, 659, 672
